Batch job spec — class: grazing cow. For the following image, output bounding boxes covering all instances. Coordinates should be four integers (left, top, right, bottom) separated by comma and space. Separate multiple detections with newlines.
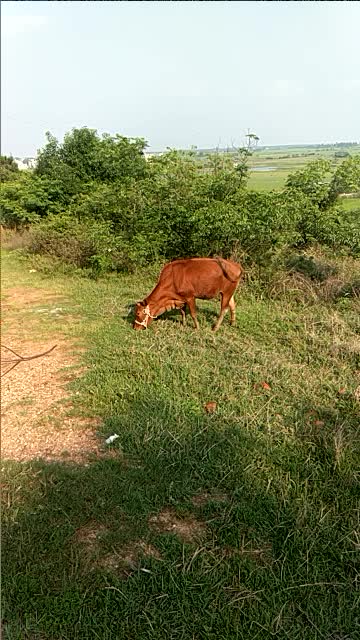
133, 257, 243, 332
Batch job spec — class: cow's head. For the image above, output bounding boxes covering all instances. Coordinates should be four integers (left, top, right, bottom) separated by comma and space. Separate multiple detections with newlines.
133, 301, 155, 330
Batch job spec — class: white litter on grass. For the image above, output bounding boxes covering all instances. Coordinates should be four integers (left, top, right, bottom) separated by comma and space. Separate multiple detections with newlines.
34, 307, 64, 314
105, 434, 120, 445
29, 269, 37, 273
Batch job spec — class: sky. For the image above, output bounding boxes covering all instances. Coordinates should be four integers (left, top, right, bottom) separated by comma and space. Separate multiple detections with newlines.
1, 1, 360, 157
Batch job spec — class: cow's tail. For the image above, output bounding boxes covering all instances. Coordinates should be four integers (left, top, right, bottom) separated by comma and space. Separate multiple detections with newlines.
214, 256, 243, 283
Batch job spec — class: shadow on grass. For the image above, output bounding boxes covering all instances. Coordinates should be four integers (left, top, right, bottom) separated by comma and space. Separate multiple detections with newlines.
2, 393, 358, 640
123, 305, 222, 330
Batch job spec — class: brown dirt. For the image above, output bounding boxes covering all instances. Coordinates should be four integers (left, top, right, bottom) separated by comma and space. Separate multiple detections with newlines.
149, 508, 206, 542
1, 286, 107, 464
98, 540, 162, 574
74, 521, 162, 575
75, 521, 108, 549
2, 286, 65, 308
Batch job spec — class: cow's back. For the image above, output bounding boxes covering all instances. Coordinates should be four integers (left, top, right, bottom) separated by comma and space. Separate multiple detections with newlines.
171, 258, 240, 299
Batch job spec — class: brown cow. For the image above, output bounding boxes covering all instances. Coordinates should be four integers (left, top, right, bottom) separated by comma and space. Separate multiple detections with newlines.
133, 257, 243, 332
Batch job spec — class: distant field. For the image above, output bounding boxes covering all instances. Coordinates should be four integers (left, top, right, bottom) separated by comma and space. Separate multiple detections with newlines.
246, 144, 360, 193
253, 143, 360, 160
339, 197, 360, 212
247, 169, 289, 191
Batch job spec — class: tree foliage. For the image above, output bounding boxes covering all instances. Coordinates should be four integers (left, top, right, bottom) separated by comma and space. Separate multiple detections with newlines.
285, 159, 332, 209
0, 155, 20, 183
328, 155, 360, 201
1, 127, 359, 272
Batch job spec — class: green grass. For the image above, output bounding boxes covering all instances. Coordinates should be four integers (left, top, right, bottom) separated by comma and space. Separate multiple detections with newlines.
247, 169, 290, 191
246, 145, 360, 192
339, 197, 360, 212
2, 250, 360, 639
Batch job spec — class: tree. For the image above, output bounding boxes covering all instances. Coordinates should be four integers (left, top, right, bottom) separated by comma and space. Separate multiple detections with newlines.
36, 127, 148, 184
328, 156, 360, 202
35, 132, 61, 177
0, 174, 61, 227
0, 155, 20, 183
285, 159, 332, 209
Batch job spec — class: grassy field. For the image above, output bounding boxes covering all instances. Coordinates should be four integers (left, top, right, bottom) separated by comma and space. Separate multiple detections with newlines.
339, 197, 360, 212
2, 249, 360, 639
246, 143, 360, 193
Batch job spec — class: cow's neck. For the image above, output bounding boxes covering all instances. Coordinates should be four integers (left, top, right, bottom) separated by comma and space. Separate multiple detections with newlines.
146, 291, 173, 317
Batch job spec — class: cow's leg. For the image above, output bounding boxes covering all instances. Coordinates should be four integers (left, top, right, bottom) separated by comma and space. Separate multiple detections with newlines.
179, 305, 186, 326
212, 291, 234, 332
186, 298, 200, 330
229, 295, 236, 326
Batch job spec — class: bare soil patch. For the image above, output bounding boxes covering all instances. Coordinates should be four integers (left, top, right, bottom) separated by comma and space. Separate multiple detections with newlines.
2, 286, 65, 309
75, 521, 108, 549
98, 540, 162, 575
75, 522, 162, 575
1, 286, 105, 464
149, 508, 206, 542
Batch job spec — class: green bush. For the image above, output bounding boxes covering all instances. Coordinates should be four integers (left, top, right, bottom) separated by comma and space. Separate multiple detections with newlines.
285, 159, 332, 209
28, 215, 117, 276
286, 254, 338, 282
0, 155, 20, 183
3, 127, 359, 274
0, 174, 62, 227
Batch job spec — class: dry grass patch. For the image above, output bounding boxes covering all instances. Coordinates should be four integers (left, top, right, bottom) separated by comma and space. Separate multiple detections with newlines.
2, 286, 65, 309
75, 521, 108, 550
98, 541, 162, 575
191, 492, 230, 507
75, 523, 162, 576
269, 249, 360, 304
269, 272, 320, 303
149, 508, 206, 543
1, 227, 33, 251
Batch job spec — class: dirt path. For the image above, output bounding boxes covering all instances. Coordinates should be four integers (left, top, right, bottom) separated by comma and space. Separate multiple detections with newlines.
1, 285, 104, 464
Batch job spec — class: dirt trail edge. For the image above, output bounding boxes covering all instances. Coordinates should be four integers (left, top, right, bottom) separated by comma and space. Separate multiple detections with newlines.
1, 285, 106, 464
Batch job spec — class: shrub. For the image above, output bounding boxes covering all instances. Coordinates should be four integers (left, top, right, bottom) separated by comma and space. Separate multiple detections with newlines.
328, 155, 360, 203
285, 159, 331, 209
0, 174, 62, 227
28, 215, 117, 276
285, 254, 338, 282
0, 156, 20, 183
27, 213, 166, 276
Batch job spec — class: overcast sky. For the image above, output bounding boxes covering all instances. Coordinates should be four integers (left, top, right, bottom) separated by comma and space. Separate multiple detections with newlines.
2, 1, 360, 157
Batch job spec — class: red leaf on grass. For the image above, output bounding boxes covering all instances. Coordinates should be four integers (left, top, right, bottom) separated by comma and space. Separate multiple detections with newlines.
260, 381, 271, 391
204, 401, 217, 414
